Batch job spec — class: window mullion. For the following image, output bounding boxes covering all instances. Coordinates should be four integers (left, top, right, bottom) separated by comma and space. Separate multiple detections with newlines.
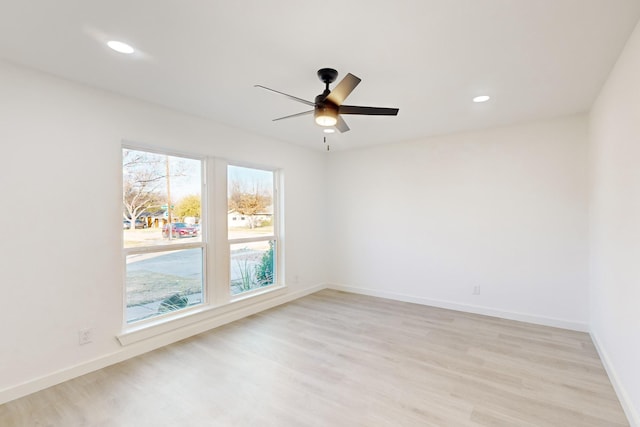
212, 158, 231, 305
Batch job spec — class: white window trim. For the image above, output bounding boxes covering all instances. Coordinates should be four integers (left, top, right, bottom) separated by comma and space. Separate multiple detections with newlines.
119, 151, 285, 344
117, 284, 287, 346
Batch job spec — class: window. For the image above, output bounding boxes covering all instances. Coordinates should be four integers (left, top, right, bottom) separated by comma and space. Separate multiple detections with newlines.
227, 165, 278, 296
122, 147, 204, 323
120, 148, 283, 333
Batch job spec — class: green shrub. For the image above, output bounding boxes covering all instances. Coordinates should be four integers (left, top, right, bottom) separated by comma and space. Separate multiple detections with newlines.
255, 241, 274, 286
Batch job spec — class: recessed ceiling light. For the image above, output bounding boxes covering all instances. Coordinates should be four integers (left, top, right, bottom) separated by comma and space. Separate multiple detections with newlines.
107, 40, 135, 54
323, 129, 336, 134
473, 95, 491, 103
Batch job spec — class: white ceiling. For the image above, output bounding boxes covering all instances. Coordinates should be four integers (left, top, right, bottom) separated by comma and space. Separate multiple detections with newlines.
1, 1, 639, 151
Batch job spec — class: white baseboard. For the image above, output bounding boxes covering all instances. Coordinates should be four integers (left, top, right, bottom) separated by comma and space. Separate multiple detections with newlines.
327, 284, 589, 332
590, 331, 639, 427
0, 283, 326, 406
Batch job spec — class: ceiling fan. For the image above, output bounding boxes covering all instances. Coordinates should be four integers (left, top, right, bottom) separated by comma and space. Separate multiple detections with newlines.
255, 68, 399, 133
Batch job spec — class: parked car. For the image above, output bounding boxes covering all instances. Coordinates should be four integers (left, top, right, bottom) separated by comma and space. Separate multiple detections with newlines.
134, 219, 148, 229
162, 222, 198, 238
123, 219, 148, 229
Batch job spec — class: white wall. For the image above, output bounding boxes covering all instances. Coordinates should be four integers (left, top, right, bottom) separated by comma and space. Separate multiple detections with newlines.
589, 20, 640, 425
327, 116, 590, 329
0, 60, 328, 402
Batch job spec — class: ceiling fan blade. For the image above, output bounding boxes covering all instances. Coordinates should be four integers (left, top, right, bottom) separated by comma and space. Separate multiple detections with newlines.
272, 110, 314, 121
254, 85, 315, 107
335, 116, 350, 133
325, 73, 361, 105
339, 105, 399, 116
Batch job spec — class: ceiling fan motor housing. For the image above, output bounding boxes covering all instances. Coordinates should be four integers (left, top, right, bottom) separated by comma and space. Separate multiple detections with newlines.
314, 94, 338, 126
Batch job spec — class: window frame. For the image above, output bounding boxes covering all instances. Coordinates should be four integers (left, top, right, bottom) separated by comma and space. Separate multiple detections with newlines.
224, 161, 283, 300
119, 147, 285, 340
121, 143, 207, 326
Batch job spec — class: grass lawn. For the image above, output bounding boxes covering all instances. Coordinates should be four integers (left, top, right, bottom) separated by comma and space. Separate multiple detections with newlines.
126, 270, 201, 306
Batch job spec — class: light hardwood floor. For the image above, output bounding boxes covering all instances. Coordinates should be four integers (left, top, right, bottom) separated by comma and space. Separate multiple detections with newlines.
0, 290, 628, 426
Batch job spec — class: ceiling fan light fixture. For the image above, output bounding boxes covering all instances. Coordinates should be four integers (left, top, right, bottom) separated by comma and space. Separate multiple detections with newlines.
315, 115, 337, 127
314, 106, 338, 127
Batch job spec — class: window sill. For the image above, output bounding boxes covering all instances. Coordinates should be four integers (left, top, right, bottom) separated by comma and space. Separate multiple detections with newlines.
117, 284, 287, 346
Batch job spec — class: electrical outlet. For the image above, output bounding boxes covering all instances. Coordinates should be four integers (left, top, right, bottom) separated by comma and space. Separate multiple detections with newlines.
473, 286, 481, 295
78, 328, 93, 345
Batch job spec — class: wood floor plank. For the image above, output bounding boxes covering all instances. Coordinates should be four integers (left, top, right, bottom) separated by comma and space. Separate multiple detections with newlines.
0, 290, 629, 426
